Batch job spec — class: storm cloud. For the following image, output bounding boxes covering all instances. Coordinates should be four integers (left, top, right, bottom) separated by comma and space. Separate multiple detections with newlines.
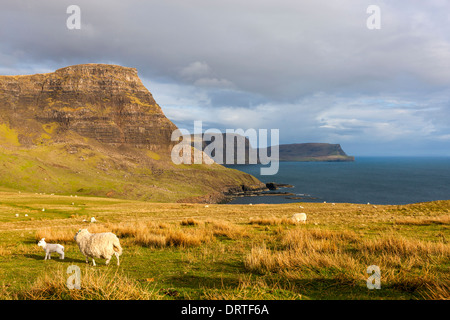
1, 0, 450, 155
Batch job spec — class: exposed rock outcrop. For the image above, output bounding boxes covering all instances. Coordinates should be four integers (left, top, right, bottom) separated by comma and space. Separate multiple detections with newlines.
0, 64, 266, 202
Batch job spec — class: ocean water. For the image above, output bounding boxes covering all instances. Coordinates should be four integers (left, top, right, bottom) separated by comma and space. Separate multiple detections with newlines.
226, 157, 450, 205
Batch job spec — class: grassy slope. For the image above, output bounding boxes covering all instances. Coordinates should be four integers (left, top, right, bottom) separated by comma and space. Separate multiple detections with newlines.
0, 137, 261, 203
0, 191, 448, 300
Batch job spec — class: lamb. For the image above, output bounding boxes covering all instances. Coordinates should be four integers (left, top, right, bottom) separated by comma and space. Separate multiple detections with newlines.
292, 212, 307, 224
37, 238, 65, 260
74, 229, 122, 266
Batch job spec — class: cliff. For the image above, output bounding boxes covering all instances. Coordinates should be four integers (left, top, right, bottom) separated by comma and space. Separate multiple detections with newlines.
190, 134, 354, 163
0, 64, 266, 202
275, 143, 354, 162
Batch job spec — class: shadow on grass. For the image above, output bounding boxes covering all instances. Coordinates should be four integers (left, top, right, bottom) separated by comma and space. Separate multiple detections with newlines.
24, 254, 86, 264
166, 274, 240, 291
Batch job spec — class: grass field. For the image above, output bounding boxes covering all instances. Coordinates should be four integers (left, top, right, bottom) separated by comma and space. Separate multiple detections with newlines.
0, 191, 449, 300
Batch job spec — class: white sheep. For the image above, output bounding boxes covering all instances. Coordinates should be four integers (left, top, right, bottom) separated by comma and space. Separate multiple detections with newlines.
90, 217, 97, 223
292, 212, 307, 224
37, 238, 65, 260
74, 229, 122, 266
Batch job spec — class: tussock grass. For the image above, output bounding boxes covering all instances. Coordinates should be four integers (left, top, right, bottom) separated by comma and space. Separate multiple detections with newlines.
249, 217, 297, 226
12, 266, 162, 300
35, 227, 79, 243
395, 215, 450, 226
359, 235, 450, 257
180, 218, 199, 226
244, 228, 450, 297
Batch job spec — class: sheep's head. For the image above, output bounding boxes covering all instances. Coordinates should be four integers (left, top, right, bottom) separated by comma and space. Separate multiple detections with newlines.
74, 229, 88, 241
37, 238, 46, 248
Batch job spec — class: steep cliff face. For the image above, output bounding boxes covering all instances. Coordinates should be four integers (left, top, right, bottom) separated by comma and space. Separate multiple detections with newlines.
0, 64, 265, 202
0, 64, 177, 151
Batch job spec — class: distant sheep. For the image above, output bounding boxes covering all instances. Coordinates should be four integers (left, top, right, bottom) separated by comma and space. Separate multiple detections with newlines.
90, 217, 97, 223
37, 238, 64, 260
292, 212, 307, 224
74, 229, 122, 266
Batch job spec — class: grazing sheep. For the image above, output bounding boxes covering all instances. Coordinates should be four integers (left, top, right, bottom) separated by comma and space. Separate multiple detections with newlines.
292, 212, 307, 224
25, 214, 28, 217
15, 214, 19, 217
42, 208, 45, 212
37, 238, 64, 260
299, 206, 304, 209
90, 217, 97, 223
74, 229, 122, 266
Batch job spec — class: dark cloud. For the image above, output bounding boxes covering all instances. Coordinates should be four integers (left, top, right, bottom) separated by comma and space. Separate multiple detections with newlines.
1, 0, 450, 155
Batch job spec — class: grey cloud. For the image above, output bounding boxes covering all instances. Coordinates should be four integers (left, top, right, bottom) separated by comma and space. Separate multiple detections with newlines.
1, 0, 450, 155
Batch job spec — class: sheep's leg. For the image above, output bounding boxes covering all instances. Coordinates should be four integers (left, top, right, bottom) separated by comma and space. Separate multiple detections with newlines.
92, 258, 96, 266
85, 256, 89, 264
115, 252, 120, 266
47, 252, 51, 260
60, 251, 64, 259
105, 257, 111, 265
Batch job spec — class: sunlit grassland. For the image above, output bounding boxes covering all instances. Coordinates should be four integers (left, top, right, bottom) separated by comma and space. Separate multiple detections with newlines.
0, 191, 449, 300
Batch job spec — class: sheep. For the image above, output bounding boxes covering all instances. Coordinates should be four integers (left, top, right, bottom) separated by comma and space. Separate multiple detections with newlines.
74, 229, 122, 266
90, 217, 97, 223
292, 212, 307, 224
15, 214, 19, 217
25, 214, 28, 217
37, 238, 65, 260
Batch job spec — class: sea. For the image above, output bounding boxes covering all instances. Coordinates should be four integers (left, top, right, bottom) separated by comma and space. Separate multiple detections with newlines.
225, 157, 450, 205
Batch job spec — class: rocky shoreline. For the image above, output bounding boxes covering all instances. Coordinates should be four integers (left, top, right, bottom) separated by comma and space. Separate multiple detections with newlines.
221, 182, 321, 203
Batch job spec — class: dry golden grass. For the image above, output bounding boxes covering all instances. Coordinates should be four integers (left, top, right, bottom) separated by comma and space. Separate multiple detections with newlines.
180, 218, 199, 226
244, 227, 450, 298
34, 220, 224, 249
205, 219, 248, 239
35, 227, 79, 243
13, 266, 162, 300
249, 217, 297, 226
395, 215, 450, 226
359, 234, 450, 257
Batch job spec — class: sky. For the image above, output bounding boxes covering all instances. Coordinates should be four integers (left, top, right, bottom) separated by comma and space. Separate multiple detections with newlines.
1, 0, 450, 156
